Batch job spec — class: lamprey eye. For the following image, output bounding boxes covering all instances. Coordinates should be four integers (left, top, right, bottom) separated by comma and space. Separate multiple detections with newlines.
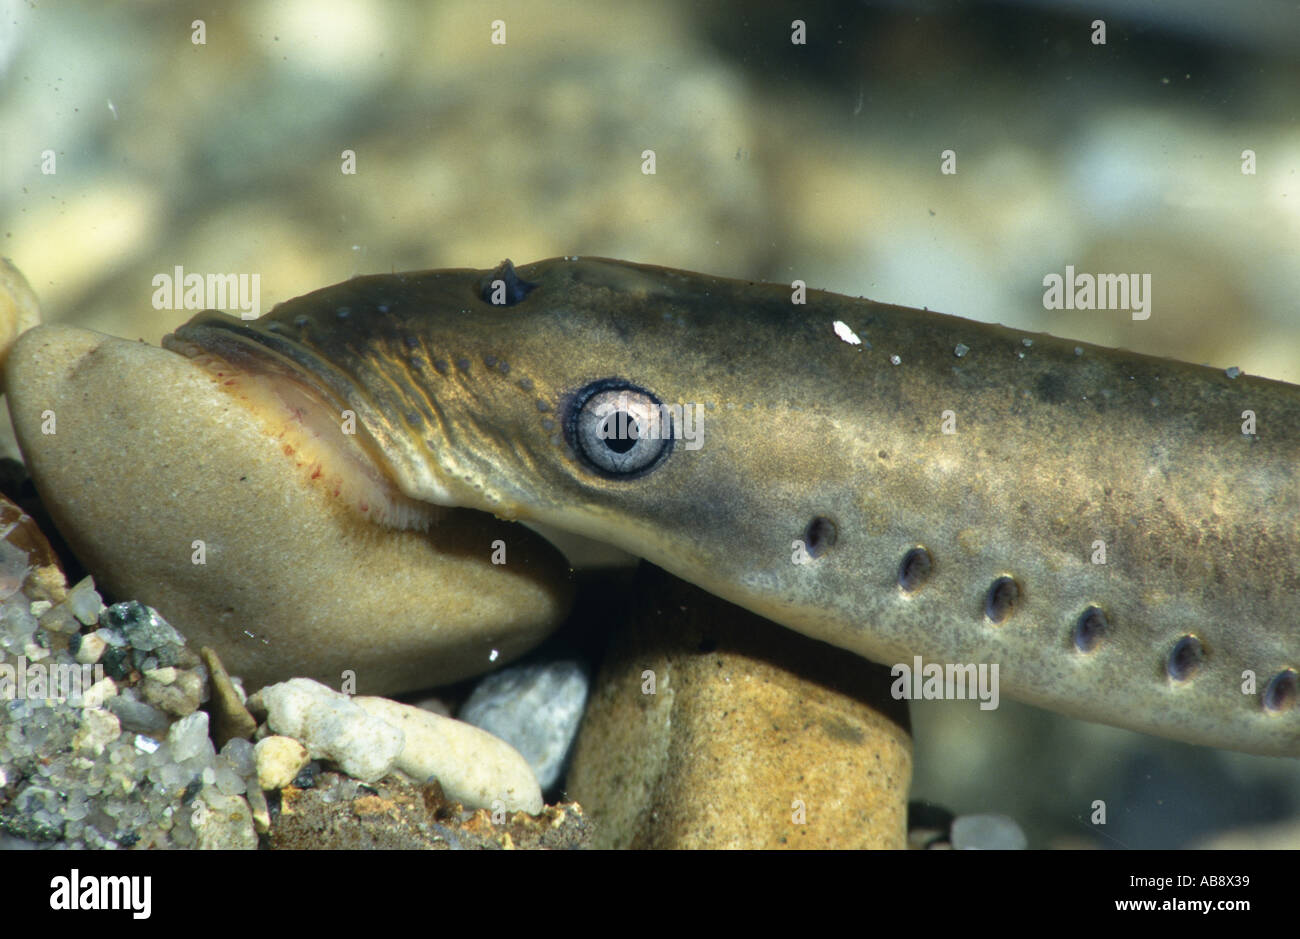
569, 379, 673, 478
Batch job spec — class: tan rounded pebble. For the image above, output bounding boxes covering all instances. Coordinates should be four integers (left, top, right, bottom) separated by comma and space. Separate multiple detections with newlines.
257, 678, 402, 783
354, 695, 542, 814
0, 258, 42, 375
202, 647, 257, 748
254, 735, 311, 791
4, 325, 574, 693
567, 567, 912, 849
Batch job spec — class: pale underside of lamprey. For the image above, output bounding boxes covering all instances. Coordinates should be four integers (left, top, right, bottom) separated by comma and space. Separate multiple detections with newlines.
164, 257, 1300, 756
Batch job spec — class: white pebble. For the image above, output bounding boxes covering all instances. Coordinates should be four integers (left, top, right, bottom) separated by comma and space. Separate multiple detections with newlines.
257, 678, 402, 783
167, 711, 211, 763
65, 576, 104, 626
355, 695, 542, 814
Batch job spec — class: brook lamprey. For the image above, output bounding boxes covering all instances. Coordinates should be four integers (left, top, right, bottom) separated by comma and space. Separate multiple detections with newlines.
162, 257, 1300, 755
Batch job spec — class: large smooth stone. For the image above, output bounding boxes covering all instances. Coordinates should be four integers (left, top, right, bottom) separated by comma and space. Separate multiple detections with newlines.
568, 565, 912, 849
4, 325, 573, 694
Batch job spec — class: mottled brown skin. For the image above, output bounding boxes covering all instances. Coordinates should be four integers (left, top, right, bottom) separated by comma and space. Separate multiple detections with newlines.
167, 257, 1300, 755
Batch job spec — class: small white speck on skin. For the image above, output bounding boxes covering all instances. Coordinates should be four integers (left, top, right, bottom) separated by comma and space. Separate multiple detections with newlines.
833, 320, 861, 345
489, 648, 499, 662
1225, 366, 1241, 379
890, 354, 901, 366
954, 343, 969, 358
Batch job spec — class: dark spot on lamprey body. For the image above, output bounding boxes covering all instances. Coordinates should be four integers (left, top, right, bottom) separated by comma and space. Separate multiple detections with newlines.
898, 547, 932, 592
1167, 634, 1204, 681
802, 516, 838, 559
1263, 668, 1297, 713
1073, 605, 1108, 653
985, 576, 1020, 623
1035, 371, 1068, 405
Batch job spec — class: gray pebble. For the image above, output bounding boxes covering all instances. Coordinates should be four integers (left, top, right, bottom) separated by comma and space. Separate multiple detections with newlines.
102, 600, 184, 652
951, 813, 1028, 850
459, 659, 589, 790
105, 693, 172, 736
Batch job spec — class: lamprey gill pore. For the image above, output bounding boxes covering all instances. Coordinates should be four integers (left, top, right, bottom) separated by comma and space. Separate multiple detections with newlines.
162, 257, 1300, 756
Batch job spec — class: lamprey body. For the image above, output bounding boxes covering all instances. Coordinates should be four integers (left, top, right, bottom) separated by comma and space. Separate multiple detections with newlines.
164, 257, 1300, 755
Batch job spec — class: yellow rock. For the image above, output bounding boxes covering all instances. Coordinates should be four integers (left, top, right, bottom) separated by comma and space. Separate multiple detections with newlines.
4, 325, 574, 694
0, 258, 42, 374
254, 735, 311, 791
568, 566, 912, 849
